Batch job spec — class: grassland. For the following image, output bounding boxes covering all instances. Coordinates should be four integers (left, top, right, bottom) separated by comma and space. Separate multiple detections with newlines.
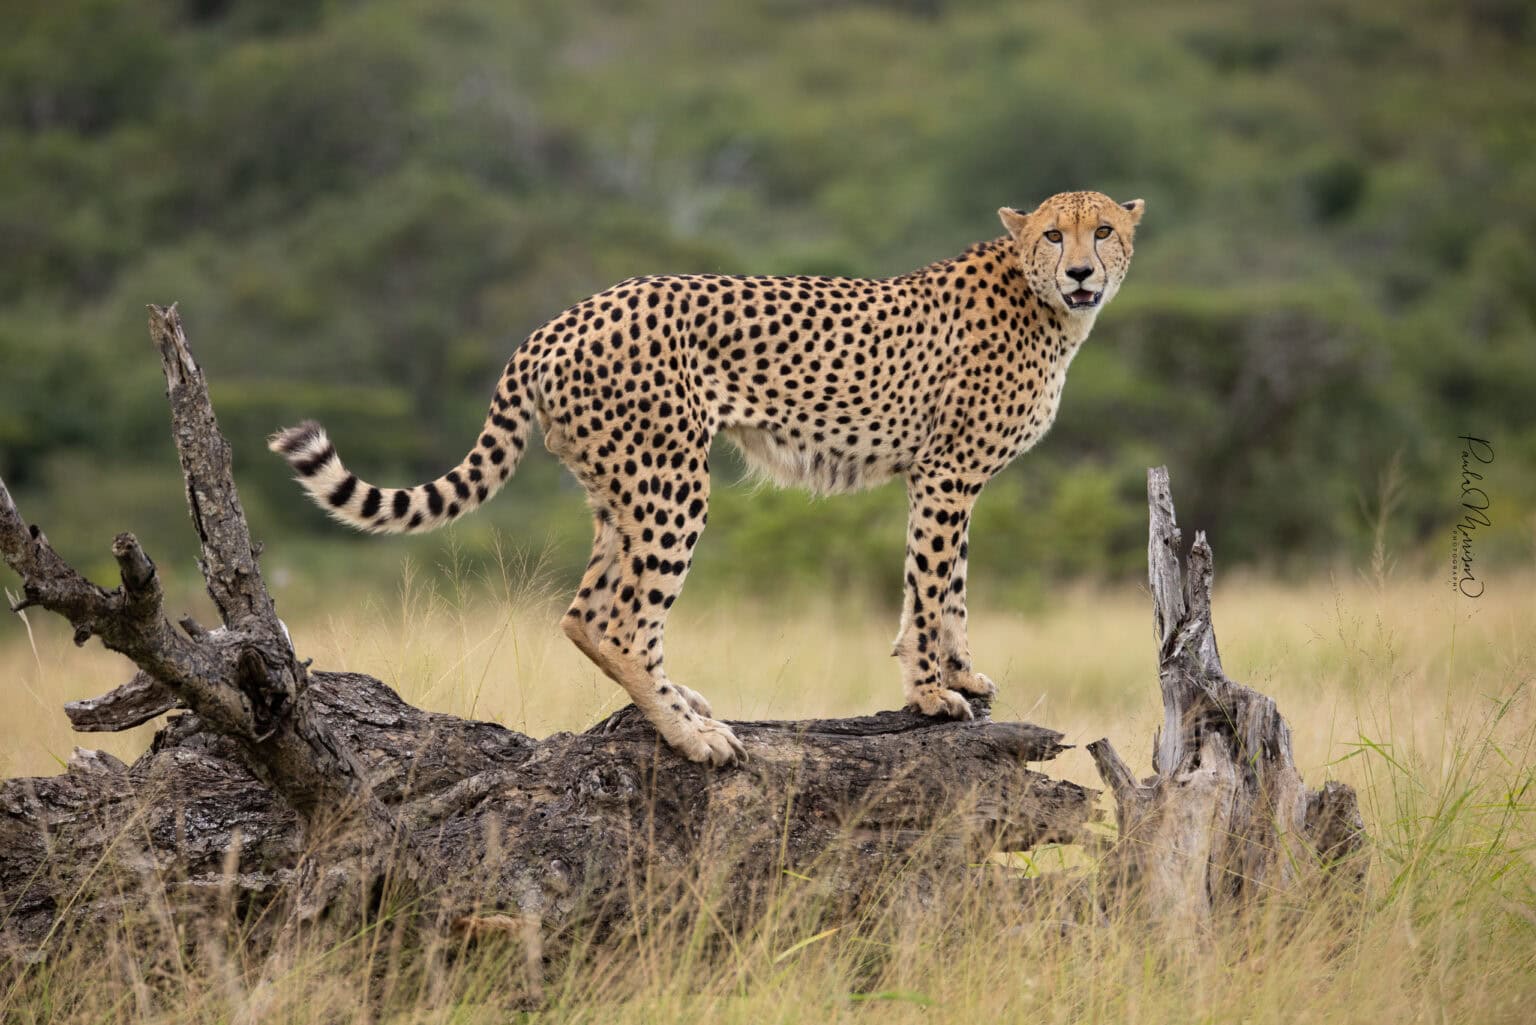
1, 566, 1533, 1022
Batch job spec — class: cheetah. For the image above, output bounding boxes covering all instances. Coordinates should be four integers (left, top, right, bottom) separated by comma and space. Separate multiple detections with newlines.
270, 190, 1144, 767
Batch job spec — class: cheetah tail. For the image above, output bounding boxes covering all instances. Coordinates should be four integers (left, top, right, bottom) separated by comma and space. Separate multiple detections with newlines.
268, 399, 534, 535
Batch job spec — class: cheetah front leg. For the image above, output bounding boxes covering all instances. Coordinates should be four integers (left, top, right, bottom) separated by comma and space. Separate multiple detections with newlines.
892, 471, 989, 719
936, 511, 996, 702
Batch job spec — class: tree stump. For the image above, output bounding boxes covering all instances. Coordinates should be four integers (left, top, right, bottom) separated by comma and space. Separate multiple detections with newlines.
1086, 468, 1366, 933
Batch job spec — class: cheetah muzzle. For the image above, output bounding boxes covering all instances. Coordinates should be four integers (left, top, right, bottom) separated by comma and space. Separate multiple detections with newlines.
270, 190, 1144, 767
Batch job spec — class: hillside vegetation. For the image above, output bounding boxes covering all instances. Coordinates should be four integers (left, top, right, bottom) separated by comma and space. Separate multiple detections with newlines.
2, 0, 1533, 596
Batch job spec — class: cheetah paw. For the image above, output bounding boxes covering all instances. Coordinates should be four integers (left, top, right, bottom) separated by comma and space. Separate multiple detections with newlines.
671, 683, 714, 718
665, 716, 747, 767
947, 670, 996, 700
909, 685, 976, 720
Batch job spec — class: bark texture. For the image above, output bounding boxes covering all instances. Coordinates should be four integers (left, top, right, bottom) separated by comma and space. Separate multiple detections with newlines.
1, 680, 1091, 952
0, 305, 1094, 956
1086, 468, 1367, 932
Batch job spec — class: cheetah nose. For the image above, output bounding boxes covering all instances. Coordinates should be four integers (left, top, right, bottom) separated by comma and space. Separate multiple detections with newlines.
1065, 265, 1093, 283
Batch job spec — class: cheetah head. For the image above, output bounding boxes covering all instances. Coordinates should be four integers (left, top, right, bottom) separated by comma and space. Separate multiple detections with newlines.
998, 191, 1144, 316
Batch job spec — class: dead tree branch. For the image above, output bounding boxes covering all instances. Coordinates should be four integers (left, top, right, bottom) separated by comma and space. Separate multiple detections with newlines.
0, 307, 381, 825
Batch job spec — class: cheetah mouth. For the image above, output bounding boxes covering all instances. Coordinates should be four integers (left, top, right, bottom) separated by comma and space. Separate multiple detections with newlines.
1063, 288, 1102, 309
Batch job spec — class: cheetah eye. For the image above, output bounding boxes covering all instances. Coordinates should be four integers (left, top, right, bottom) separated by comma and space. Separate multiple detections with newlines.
1044, 230, 1062, 244
1094, 225, 1113, 240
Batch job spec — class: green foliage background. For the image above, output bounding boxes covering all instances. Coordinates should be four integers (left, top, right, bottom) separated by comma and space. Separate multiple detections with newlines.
2, 0, 1532, 602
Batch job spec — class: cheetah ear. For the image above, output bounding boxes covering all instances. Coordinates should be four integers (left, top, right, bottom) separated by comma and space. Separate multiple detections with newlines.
998, 206, 1033, 239
1119, 198, 1145, 225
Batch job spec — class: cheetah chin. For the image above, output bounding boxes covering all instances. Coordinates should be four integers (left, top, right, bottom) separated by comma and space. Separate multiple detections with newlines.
271, 190, 1144, 767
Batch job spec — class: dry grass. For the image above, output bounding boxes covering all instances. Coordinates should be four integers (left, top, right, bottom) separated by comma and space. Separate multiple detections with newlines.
1, 563, 1534, 1023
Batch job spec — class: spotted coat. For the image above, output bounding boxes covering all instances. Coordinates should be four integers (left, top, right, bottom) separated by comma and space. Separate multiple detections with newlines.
271, 190, 1144, 765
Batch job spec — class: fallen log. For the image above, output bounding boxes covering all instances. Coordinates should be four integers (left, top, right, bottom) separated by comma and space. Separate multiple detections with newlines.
0, 305, 1095, 959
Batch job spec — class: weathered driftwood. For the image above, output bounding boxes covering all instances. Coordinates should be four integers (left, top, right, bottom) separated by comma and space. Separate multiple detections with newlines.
0, 305, 1095, 956
1086, 468, 1366, 932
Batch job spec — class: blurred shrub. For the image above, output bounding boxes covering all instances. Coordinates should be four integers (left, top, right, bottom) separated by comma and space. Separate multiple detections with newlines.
0, 0, 173, 135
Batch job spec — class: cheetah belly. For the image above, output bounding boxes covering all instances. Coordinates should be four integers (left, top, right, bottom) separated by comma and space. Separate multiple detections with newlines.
722, 425, 900, 497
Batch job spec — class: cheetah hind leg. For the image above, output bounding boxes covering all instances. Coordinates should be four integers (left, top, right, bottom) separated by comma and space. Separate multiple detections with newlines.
560, 515, 720, 728
666, 683, 713, 717
562, 512, 621, 665
583, 485, 744, 766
